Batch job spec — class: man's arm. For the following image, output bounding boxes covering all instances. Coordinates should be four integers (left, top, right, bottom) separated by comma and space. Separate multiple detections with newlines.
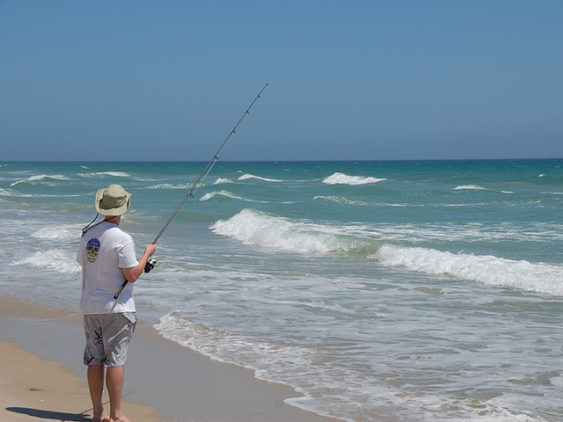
122, 244, 156, 283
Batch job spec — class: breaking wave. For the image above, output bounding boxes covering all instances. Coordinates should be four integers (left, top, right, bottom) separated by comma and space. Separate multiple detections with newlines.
211, 209, 372, 254
372, 245, 563, 296
211, 209, 563, 296
322, 172, 386, 185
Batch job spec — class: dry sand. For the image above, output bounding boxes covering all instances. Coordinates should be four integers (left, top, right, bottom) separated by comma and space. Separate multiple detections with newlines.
0, 340, 159, 422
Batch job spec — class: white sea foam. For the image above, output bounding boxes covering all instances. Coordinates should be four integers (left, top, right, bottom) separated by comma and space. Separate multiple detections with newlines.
199, 190, 261, 203
0, 189, 81, 198
238, 173, 283, 182
153, 313, 544, 422
213, 177, 234, 184
13, 249, 81, 274
79, 171, 131, 178
374, 222, 563, 243
322, 172, 387, 185
211, 209, 563, 295
211, 210, 563, 258
154, 313, 356, 422
211, 209, 370, 254
372, 245, 563, 296
313, 195, 370, 206
147, 183, 193, 190
31, 225, 81, 240
10, 174, 70, 186
454, 185, 488, 191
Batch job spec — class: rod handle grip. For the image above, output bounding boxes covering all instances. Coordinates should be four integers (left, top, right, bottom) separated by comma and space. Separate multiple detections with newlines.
113, 280, 128, 300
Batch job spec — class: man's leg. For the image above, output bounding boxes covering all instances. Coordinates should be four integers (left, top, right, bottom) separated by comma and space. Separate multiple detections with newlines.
87, 364, 105, 422
106, 365, 130, 422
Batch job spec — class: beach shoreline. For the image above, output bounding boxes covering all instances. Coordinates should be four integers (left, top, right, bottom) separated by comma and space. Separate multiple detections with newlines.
0, 295, 339, 422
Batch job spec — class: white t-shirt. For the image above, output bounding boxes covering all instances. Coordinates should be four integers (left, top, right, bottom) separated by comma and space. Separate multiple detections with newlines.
77, 221, 139, 314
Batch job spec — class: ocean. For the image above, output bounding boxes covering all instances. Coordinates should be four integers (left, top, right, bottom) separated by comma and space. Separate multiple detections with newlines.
1, 159, 562, 422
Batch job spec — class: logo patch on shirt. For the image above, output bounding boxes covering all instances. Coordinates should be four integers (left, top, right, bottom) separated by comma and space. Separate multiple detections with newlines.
86, 238, 100, 263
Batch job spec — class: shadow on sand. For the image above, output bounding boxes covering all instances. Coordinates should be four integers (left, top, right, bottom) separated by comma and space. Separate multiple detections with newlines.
6, 406, 91, 421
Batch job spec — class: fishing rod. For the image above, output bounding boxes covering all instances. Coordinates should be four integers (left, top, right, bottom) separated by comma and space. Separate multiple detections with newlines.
114, 83, 269, 300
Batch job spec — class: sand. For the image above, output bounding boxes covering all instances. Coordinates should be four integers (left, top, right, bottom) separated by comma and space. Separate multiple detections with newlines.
0, 340, 159, 422
0, 296, 338, 422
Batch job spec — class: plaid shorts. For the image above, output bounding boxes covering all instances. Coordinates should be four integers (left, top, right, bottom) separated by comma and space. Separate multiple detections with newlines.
83, 312, 136, 367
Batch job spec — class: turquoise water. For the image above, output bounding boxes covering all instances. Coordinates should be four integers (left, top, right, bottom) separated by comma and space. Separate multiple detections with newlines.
1, 160, 562, 421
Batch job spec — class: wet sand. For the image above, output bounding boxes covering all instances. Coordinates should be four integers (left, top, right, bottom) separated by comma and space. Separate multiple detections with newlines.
0, 296, 338, 422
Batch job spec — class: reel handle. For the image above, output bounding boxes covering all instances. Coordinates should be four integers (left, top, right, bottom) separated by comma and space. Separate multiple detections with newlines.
144, 258, 157, 273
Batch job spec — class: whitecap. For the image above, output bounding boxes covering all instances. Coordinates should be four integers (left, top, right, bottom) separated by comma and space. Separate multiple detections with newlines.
200, 191, 268, 203
214, 177, 234, 185
322, 172, 386, 185
0, 189, 81, 198
200, 191, 243, 202
454, 185, 488, 191
238, 173, 283, 183
79, 171, 131, 178
10, 174, 70, 187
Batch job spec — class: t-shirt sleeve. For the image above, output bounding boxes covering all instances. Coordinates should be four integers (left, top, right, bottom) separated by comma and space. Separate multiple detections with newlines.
77, 238, 84, 266
118, 236, 139, 269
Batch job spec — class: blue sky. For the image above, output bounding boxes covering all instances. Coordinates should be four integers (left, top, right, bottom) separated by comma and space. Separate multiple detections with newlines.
1, 1, 562, 161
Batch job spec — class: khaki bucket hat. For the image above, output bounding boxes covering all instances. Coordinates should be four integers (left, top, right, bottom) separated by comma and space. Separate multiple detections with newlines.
95, 184, 132, 216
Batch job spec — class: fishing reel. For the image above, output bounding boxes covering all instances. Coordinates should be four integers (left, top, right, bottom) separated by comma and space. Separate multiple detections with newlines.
144, 258, 157, 273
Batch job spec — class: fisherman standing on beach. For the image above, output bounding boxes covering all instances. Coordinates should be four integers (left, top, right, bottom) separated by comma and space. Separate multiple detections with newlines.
77, 184, 156, 422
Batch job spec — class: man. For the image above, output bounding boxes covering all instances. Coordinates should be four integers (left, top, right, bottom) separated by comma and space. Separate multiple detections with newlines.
77, 184, 156, 422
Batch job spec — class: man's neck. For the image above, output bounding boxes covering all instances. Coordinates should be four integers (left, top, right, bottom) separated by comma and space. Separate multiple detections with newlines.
104, 216, 121, 225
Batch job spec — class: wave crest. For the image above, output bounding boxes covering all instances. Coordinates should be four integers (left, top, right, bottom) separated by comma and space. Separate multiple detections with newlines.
372, 245, 563, 295
10, 174, 70, 187
200, 190, 266, 203
214, 177, 234, 185
322, 172, 386, 185
454, 185, 488, 191
79, 171, 131, 178
211, 209, 372, 254
238, 173, 283, 183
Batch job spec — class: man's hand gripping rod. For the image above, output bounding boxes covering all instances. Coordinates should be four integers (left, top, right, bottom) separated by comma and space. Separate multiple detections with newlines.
114, 83, 269, 300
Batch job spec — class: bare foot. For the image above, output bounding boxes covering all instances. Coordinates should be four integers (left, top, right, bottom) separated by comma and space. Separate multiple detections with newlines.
92, 410, 108, 422
109, 416, 131, 422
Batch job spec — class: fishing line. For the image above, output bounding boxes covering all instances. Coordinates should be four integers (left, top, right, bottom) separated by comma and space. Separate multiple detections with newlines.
114, 83, 269, 299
